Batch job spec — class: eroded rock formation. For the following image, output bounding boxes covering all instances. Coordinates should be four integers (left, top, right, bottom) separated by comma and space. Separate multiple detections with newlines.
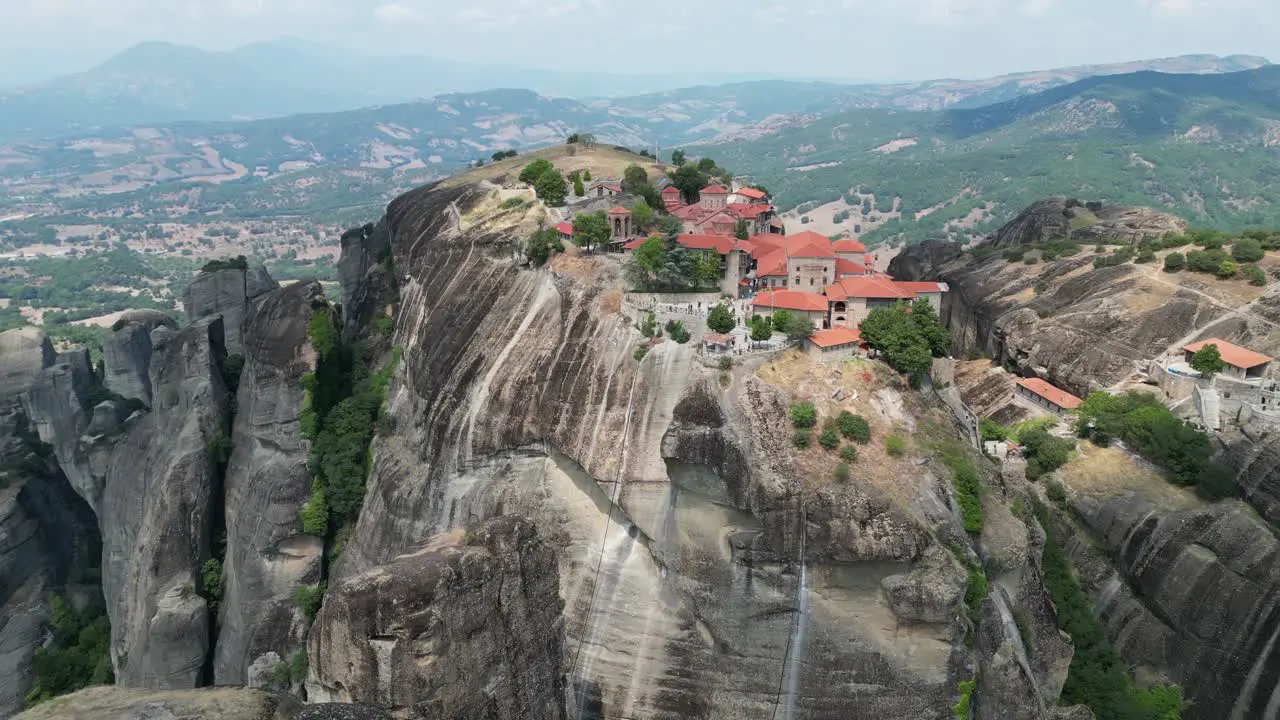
182, 262, 279, 355
308, 517, 564, 719
987, 198, 1188, 249
102, 309, 178, 406
214, 280, 324, 685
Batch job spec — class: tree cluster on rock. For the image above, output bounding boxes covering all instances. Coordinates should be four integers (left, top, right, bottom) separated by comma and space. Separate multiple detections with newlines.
858, 299, 950, 380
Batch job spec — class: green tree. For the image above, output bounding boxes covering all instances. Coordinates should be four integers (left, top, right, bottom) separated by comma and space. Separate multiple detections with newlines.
707, 303, 736, 333
639, 312, 660, 338
665, 319, 691, 344
525, 226, 564, 267
572, 212, 610, 253
697, 157, 718, 173
671, 149, 686, 166
1232, 237, 1265, 263
1217, 259, 1239, 279
693, 252, 721, 289
583, 169, 592, 181
910, 299, 951, 356
622, 164, 650, 193
632, 236, 665, 285
1163, 252, 1185, 272
773, 312, 814, 342
671, 164, 708, 204
518, 159, 554, 185
1189, 343, 1226, 380
735, 219, 750, 241
859, 302, 937, 379
573, 175, 585, 197
629, 202, 654, 231
750, 315, 773, 342
1246, 264, 1268, 286
534, 169, 568, 206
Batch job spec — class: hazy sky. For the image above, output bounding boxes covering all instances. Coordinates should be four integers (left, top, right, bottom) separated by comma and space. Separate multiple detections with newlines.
2, 0, 1277, 85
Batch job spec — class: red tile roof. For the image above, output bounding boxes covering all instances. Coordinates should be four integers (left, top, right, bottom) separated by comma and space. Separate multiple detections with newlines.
555, 222, 573, 236
753, 290, 829, 313
608, 206, 631, 215
700, 183, 729, 195
756, 250, 789, 276
894, 281, 948, 293
703, 333, 734, 344
621, 237, 650, 250
833, 238, 867, 253
662, 186, 681, 195
736, 187, 767, 200
671, 205, 706, 220
727, 203, 769, 219
1183, 338, 1275, 369
809, 327, 862, 349
835, 258, 873, 277
1017, 378, 1083, 410
827, 277, 916, 300
785, 231, 837, 259
676, 233, 736, 255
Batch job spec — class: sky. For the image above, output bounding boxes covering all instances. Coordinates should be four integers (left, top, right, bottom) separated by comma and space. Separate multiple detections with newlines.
1, 0, 1277, 86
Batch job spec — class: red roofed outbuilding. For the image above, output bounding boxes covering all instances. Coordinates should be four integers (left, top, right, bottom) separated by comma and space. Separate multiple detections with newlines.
1015, 378, 1083, 414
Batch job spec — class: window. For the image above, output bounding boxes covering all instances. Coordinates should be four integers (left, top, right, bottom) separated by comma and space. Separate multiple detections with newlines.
809, 278, 815, 286
795, 276, 800, 285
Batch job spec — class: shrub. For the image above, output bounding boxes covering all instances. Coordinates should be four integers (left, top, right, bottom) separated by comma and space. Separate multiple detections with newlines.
1195, 462, 1237, 501
201, 558, 224, 603
792, 429, 812, 449
790, 402, 817, 429
1217, 259, 1239, 279
500, 196, 527, 209
1135, 248, 1156, 264
1246, 265, 1268, 286
1232, 237, 1265, 263
633, 346, 649, 362
980, 419, 1008, 442
834, 462, 851, 484
952, 679, 976, 720
885, 435, 906, 456
201, 255, 248, 272
938, 443, 983, 534
665, 319, 691, 344
638, 311, 660, 338
518, 159, 554, 185
1023, 255, 1039, 265
1163, 252, 1185, 272
819, 427, 841, 450
24, 594, 113, 706
717, 356, 733, 371
840, 445, 858, 462
1019, 426, 1074, 480
300, 480, 329, 536
293, 583, 326, 620
837, 411, 872, 443
1045, 479, 1067, 507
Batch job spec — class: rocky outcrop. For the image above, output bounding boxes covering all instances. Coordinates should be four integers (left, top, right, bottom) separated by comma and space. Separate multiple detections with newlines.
12, 686, 391, 720
984, 198, 1187, 249
183, 262, 279, 355
892, 238, 1280, 397
337, 221, 393, 343
0, 329, 100, 715
325, 179, 1009, 719
214, 280, 324, 686
308, 517, 564, 719
1049, 493, 1280, 720
102, 309, 177, 406
101, 316, 230, 689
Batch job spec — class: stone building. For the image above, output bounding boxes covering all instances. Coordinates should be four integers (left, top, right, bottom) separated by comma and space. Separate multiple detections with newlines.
1015, 377, 1083, 415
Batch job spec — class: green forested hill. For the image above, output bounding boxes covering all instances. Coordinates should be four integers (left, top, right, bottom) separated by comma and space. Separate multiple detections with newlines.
704, 66, 1280, 244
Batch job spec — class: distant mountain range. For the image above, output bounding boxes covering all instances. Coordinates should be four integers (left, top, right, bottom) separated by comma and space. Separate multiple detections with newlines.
0, 41, 1268, 142
4, 58, 1280, 236
703, 65, 1280, 240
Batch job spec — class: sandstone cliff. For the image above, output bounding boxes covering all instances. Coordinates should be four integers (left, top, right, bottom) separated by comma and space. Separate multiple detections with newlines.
101, 316, 230, 688
320, 178, 1080, 719
0, 330, 100, 716
308, 517, 564, 718
213, 280, 324, 686
988, 198, 1188, 249
182, 262, 279, 355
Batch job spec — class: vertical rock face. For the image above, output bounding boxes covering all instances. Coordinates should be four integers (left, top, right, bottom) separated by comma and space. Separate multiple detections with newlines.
183, 263, 279, 355
308, 517, 564, 719
337, 221, 393, 343
0, 328, 99, 715
101, 316, 230, 689
327, 182, 1024, 719
214, 281, 324, 685
1053, 494, 1280, 720
102, 310, 178, 406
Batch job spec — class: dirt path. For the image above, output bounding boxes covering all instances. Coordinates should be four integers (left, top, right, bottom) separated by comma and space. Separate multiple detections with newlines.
1137, 264, 1280, 354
